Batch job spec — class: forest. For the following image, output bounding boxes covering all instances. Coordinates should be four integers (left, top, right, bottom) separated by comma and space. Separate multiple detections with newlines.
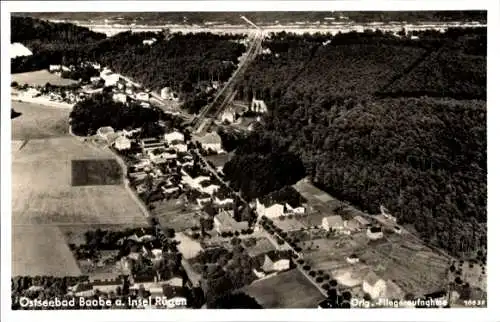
224, 28, 487, 257
11, 17, 246, 113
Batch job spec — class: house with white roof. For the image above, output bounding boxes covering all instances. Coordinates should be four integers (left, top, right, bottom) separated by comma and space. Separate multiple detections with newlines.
164, 131, 185, 144
255, 199, 284, 219
322, 215, 346, 232
114, 136, 131, 150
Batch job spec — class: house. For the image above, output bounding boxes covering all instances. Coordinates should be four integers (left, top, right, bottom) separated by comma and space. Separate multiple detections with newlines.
123, 128, 141, 138
285, 203, 305, 215
143, 38, 157, 46
100, 69, 120, 87
196, 197, 212, 208
162, 186, 179, 196
346, 254, 359, 264
262, 251, 290, 273
353, 215, 370, 227
136, 92, 150, 101
346, 215, 370, 231
49, 65, 62, 72
362, 272, 387, 300
250, 98, 268, 113
161, 87, 172, 99
367, 226, 384, 240
114, 136, 131, 150
26, 88, 41, 98
97, 126, 115, 139
140, 138, 164, 151
11, 42, 33, 58
172, 143, 188, 153
255, 199, 284, 219
193, 132, 223, 153
221, 109, 236, 123
112, 93, 127, 103
200, 184, 220, 195
322, 215, 345, 232
90, 76, 102, 85
164, 131, 185, 144
380, 205, 397, 222
67, 283, 95, 297
214, 197, 233, 207
214, 210, 248, 234
261, 48, 272, 55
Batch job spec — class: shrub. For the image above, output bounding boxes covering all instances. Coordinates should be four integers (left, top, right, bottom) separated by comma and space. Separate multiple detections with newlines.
234, 231, 240, 236
298, 259, 305, 265
303, 265, 311, 271
316, 277, 323, 283
322, 283, 330, 290
295, 247, 302, 252
277, 239, 285, 245
329, 280, 338, 287
323, 275, 330, 280
309, 271, 317, 277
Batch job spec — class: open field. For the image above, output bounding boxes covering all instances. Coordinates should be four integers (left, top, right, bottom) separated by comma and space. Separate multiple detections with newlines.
12, 135, 147, 276
11, 101, 70, 140
12, 225, 81, 277
358, 241, 450, 296
11, 70, 78, 86
71, 159, 122, 186
243, 269, 325, 308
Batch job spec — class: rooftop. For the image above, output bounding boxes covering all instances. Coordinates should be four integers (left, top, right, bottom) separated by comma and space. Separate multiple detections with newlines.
323, 215, 344, 227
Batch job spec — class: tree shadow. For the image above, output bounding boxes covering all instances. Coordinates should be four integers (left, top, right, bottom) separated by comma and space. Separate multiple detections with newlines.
11, 109, 22, 119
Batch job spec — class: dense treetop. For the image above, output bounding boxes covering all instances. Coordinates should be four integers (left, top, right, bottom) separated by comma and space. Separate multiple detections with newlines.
224, 28, 486, 258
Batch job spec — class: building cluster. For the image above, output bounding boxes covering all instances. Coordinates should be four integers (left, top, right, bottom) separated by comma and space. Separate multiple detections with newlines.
66, 229, 189, 309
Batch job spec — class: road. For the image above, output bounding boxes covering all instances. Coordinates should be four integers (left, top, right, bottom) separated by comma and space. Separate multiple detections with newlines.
192, 28, 264, 132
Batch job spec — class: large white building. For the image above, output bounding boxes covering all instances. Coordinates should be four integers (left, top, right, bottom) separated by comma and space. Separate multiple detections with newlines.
250, 98, 268, 113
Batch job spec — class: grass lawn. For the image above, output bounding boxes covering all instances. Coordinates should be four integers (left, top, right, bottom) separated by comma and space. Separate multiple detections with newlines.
152, 199, 200, 231
71, 159, 122, 186
273, 217, 306, 232
12, 136, 147, 277
12, 70, 78, 86
244, 237, 276, 257
244, 269, 325, 308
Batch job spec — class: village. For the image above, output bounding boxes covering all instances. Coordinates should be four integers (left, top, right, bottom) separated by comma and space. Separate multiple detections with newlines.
10, 45, 484, 309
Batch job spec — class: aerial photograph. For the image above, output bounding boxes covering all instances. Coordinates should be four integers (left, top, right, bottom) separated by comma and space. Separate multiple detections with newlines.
9, 10, 486, 310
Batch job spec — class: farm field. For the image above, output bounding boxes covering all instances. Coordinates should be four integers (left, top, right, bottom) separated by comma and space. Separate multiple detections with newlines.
71, 159, 122, 186
11, 100, 70, 140
12, 135, 147, 277
243, 269, 325, 308
12, 224, 81, 277
11, 70, 78, 86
